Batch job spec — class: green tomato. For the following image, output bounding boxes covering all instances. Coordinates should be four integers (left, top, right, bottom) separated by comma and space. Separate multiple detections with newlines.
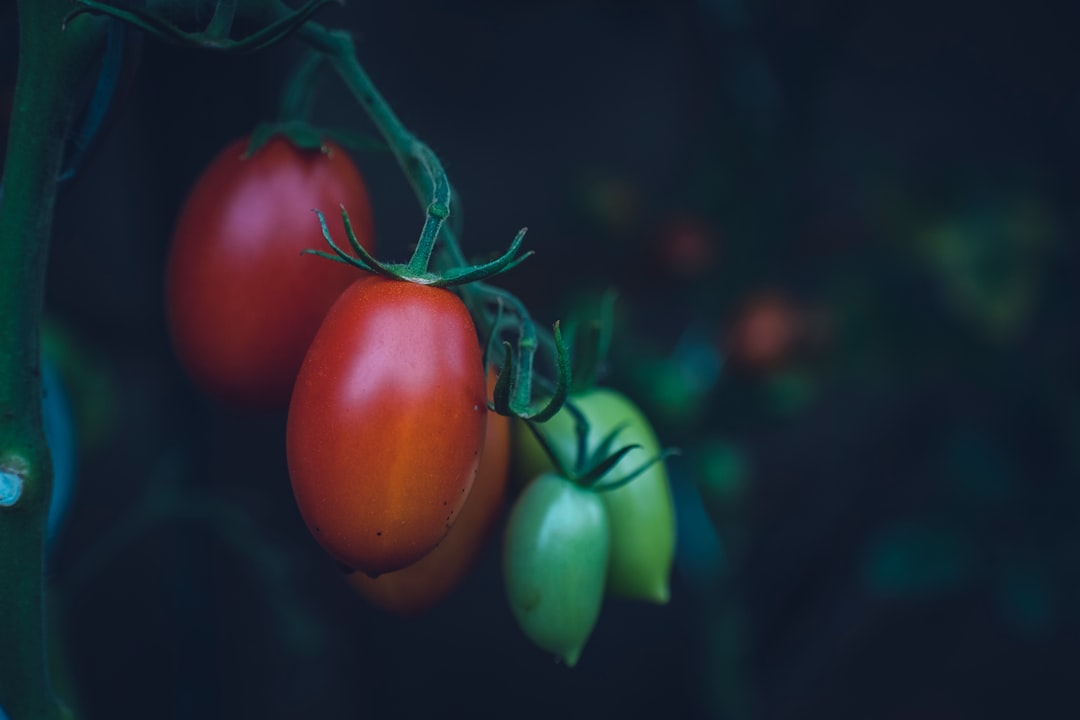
514, 388, 676, 604
503, 473, 610, 667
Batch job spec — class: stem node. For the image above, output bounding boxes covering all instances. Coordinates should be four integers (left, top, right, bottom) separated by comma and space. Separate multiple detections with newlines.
0, 469, 25, 508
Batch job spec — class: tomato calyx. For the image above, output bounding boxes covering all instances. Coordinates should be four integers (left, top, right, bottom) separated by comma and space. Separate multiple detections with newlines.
246, 122, 327, 157
521, 400, 677, 492
246, 125, 386, 162
66, 0, 338, 53
307, 207, 531, 288
489, 318, 570, 422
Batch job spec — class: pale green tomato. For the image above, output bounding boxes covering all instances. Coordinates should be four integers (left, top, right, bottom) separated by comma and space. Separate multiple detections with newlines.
514, 388, 676, 604
503, 473, 609, 667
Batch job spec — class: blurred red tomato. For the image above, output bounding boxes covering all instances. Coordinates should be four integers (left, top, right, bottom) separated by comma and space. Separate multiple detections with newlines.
654, 215, 718, 277
726, 291, 798, 371
725, 291, 834, 373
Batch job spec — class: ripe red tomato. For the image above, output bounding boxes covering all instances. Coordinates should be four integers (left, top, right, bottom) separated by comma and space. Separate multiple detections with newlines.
347, 372, 510, 616
287, 276, 487, 577
165, 134, 374, 410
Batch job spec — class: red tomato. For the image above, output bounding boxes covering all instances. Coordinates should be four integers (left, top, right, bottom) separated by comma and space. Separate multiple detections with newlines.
727, 291, 797, 372
287, 276, 487, 577
347, 372, 510, 615
166, 134, 374, 410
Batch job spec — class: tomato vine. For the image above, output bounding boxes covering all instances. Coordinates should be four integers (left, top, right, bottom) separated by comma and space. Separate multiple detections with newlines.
0, 1, 581, 715
0, 0, 682, 714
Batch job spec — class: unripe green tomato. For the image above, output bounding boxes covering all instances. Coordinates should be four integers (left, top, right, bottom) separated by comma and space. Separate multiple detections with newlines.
503, 473, 610, 667
514, 388, 676, 604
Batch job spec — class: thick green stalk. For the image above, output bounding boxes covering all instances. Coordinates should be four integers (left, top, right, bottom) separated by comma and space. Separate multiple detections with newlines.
0, 2, 106, 719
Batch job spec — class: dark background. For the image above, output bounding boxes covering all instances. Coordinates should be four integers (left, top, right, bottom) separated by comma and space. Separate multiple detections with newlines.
3, 1, 1079, 718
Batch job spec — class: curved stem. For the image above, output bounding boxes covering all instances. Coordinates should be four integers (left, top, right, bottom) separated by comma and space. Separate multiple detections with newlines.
205, 0, 238, 38
473, 286, 538, 409
291, 22, 439, 199
288, 14, 566, 417
0, 3, 107, 719
277, 48, 324, 122
408, 146, 450, 276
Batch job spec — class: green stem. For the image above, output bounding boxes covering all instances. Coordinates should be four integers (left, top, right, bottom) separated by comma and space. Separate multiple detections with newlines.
285, 23, 503, 338
290, 16, 552, 409
205, 0, 238, 38
292, 22, 438, 200
407, 146, 450, 277
475, 286, 539, 409
0, 2, 107, 719
292, 22, 452, 275
277, 48, 325, 122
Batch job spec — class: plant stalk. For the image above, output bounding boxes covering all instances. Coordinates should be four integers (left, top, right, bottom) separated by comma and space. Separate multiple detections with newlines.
0, 2, 107, 718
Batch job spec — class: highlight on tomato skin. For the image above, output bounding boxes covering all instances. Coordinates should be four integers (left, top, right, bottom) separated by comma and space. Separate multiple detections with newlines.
286, 276, 488, 578
165, 134, 374, 411
347, 371, 511, 617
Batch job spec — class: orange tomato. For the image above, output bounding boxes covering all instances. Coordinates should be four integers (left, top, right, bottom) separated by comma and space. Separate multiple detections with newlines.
346, 373, 511, 616
287, 278, 486, 576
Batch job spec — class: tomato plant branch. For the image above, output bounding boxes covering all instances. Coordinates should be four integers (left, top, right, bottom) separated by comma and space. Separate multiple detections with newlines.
205, 0, 240, 38
69, 0, 337, 53
407, 146, 451, 277
71, 0, 568, 418
290, 16, 568, 418
277, 49, 324, 122
0, 3, 107, 719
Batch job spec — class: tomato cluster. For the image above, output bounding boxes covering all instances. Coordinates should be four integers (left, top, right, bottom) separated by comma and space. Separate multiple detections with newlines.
165, 134, 673, 663
508, 388, 676, 664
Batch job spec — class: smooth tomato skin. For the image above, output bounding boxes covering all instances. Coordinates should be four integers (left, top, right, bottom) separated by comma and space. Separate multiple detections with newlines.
503, 473, 610, 668
347, 372, 510, 616
515, 388, 676, 604
166, 135, 374, 410
287, 276, 487, 577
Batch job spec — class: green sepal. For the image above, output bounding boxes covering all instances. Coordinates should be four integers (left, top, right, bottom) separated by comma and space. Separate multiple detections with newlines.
246, 121, 326, 157
492, 341, 517, 416
519, 322, 570, 422
312, 206, 532, 289
587, 422, 631, 473
310, 209, 388, 277
564, 400, 591, 475
578, 444, 643, 487
300, 248, 354, 266
519, 419, 575, 481
431, 228, 531, 288
245, 123, 385, 164
591, 449, 681, 493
